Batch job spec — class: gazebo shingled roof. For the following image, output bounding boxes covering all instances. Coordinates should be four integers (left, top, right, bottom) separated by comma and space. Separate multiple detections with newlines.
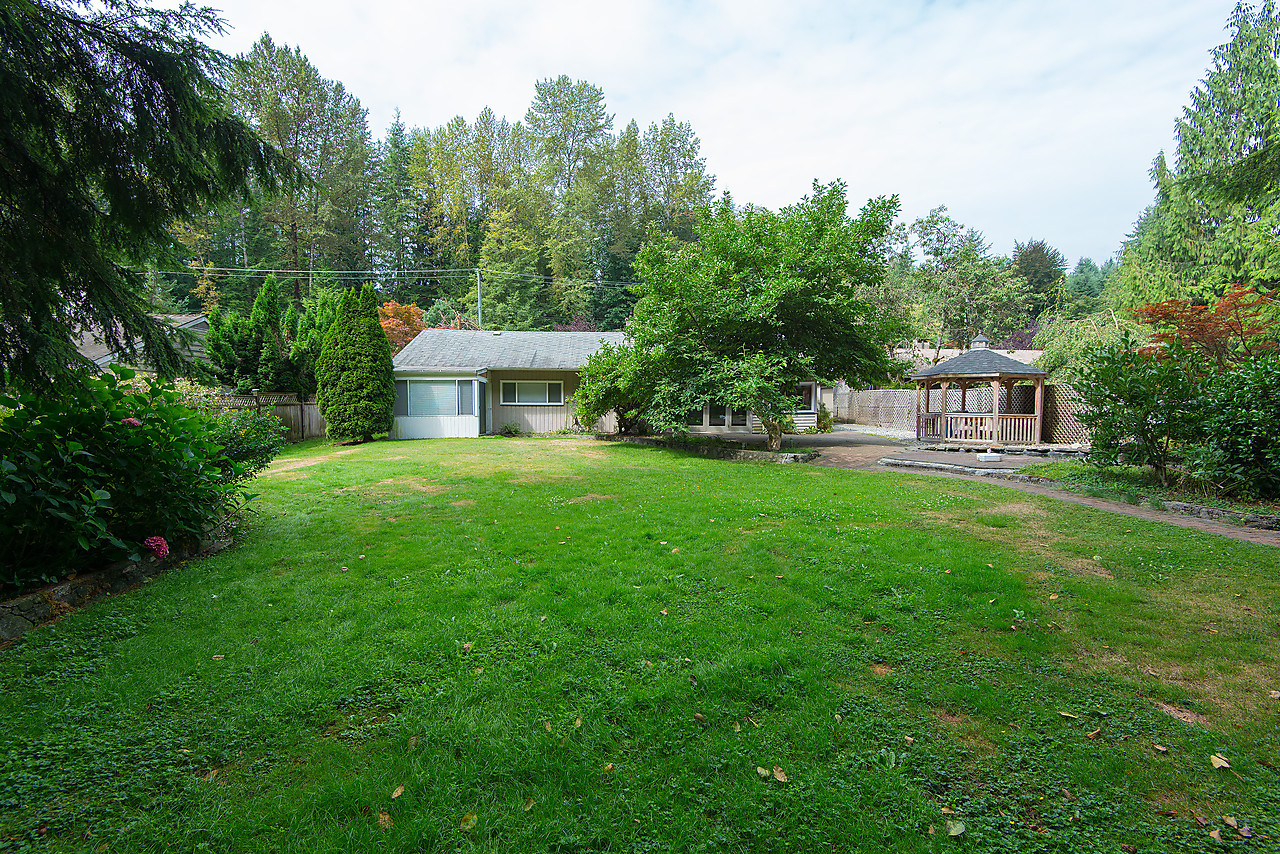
911, 348, 1047, 380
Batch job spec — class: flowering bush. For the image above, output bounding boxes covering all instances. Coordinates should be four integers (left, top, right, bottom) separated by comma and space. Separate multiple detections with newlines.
0, 368, 241, 590
143, 536, 169, 560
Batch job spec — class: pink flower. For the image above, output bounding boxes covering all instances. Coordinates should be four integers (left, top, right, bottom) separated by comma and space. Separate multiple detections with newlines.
143, 536, 169, 560
121, 417, 142, 427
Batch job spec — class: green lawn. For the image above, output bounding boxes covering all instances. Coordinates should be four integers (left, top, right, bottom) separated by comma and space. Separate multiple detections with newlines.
3, 437, 1278, 853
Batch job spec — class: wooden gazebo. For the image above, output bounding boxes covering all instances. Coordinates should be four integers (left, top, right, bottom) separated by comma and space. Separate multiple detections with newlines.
911, 336, 1047, 444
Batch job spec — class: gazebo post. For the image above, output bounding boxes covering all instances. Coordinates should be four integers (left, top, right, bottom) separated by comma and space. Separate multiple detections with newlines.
1034, 377, 1045, 443
941, 380, 951, 439
989, 378, 1000, 442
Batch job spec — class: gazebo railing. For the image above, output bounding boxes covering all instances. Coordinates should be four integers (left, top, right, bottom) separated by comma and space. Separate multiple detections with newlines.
917, 413, 1039, 443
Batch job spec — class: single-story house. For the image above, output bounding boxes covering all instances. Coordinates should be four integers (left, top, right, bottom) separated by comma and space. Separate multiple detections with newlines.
391, 329, 626, 439
390, 328, 836, 439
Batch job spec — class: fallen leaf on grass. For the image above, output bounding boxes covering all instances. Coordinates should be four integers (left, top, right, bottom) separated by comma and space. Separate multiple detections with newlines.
688, 675, 698, 687
462, 643, 472, 654
201, 768, 218, 781
460, 812, 477, 830
408, 735, 419, 748
1121, 845, 1137, 853
772, 766, 788, 782
1195, 816, 1210, 827
694, 713, 705, 723
1238, 825, 1254, 838
523, 797, 534, 811
1059, 712, 1078, 719
733, 721, 741, 732
904, 736, 915, 745
378, 811, 393, 829
756, 766, 769, 779
544, 722, 552, 732
1086, 728, 1101, 739
660, 608, 668, 616
539, 615, 546, 622
834, 713, 842, 724
1211, 754, 1231, 769
1049, 593, 1059, 600
946, 819, 966, 837
391, 785, 404, 799
1154, 744, 1168, 754
1224, 817, 1238, 829
1270, 690, 1279, 700
574, 716, 582, 728
940, 807, 955, 815
603, 763, 615, 772
1154, 809, 1177, 817
671, 548, 679, 553
1210, 829, 1222, 842
211, 655, 224, 661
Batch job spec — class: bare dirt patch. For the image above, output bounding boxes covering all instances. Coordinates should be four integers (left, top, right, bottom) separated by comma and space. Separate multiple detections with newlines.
1153, 700, 1210, 727
264, 447, 363, 474
450, 499, 476, 507
934, 708, 966, 726
568, 493, 617, 503
870, 662, 894, 677
335, 477, 448, 496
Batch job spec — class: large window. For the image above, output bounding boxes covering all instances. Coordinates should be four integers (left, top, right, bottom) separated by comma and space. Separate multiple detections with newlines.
501, 381, 563, 405
406, 379, 474, 417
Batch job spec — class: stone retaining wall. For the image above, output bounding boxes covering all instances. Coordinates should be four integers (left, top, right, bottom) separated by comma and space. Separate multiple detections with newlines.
0, 537, 229, 642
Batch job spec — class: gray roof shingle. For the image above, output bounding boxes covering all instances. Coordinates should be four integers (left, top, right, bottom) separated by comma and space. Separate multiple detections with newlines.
393, 329, 626, 372
911, 348, 1046, 379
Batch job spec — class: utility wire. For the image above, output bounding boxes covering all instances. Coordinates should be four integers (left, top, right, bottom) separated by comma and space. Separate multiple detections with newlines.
152, 265, 644, 290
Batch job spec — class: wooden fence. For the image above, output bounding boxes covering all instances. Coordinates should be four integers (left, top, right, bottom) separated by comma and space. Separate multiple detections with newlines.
213, 392, 326, 442
836, 385, 1090, 444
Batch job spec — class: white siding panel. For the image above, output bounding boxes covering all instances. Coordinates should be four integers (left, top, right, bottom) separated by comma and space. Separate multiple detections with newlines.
391, 415, 480, 439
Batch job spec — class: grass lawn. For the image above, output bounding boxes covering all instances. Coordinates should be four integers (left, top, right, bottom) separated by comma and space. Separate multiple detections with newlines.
2, 437, 1278, 853
1019, 460, 1280, 518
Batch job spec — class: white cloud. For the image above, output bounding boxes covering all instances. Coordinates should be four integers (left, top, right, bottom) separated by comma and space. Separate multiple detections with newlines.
195, 0, 1238, 264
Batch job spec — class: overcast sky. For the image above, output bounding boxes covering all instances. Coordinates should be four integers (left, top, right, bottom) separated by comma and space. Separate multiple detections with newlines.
195, 0, 1239, 268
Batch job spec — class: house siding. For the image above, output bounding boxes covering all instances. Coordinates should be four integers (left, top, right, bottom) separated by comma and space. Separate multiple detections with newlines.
487, 369, 615, 434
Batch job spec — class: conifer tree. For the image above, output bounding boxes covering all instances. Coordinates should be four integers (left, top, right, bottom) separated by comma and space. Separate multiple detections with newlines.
315, 285, 395, 443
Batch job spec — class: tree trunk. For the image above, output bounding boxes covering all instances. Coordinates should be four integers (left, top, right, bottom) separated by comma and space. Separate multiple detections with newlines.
762, 418, 784, 452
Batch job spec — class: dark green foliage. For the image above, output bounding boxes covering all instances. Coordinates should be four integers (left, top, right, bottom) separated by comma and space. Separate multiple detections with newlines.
573, 341, 656, 433
1075, 333, 1202, 486
208, 408, 288, 485
315, 285, 395, 442
1012, 238, 1068, 316
0, 369, 241, 590
621, 180, 901, 450
0, 0, 290, 385
1186, 354, 1280, 498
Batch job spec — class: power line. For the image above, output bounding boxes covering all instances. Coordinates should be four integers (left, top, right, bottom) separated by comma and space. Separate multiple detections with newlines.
152, 265, 644, 290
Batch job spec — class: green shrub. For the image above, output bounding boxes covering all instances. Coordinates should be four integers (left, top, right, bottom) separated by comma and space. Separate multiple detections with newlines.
0, 369, 242, 590
1075, 332, 1202, 485
498, 421, 523, 437
815, 402, 834, 432
1187, 354, 1280, 499
209, 408, 288, 484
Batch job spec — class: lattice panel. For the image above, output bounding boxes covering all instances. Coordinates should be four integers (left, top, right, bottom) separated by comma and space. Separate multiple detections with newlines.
1044, 384, 1090, 444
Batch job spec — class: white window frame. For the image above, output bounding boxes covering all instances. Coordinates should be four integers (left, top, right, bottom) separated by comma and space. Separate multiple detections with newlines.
500, 380, 564, 406
406, 378, 476, 418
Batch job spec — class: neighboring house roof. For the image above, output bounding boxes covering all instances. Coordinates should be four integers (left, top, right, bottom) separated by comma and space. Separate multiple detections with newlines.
393, 329, 626, 372
74, 314, 209, 369
912, 347, 1047, 380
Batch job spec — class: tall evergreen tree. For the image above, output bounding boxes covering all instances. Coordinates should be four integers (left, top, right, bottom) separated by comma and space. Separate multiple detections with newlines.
315, 285, 394, 443
0, 0, 290, 384
1118, 1, 1280, 304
